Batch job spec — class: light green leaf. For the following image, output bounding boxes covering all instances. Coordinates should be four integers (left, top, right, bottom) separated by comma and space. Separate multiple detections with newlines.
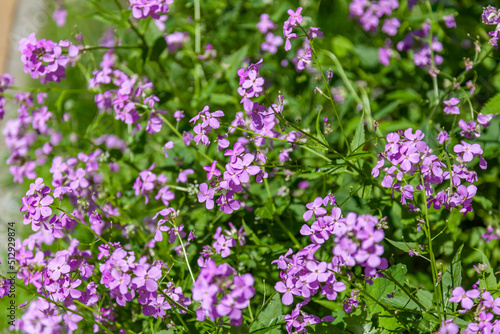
250, 293, 284, 333
350, 116, 365, 152
481, 91, 500, 115
442, 244, 463, 312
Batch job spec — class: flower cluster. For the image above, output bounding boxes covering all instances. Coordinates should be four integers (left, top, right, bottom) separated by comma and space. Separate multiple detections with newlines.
192, 259, 255, 326
372, 125, 489, 214
273, 195, 387, 333
129, 0, 173, 20
13, 235, 190, 333
133, 163, 176, 205
482, 6, 500, 48
164, 31, 189, 53
196, 148, 262, 215
89, 51, 164, 130
18, 33, 81, 83
257, 13, 283, 54
282, 7, 322, 72
437, 282, 500, 333
190, 105, 225, 146
197, 222, 247, 265
4, 92, 61, 183
0, 277, 13, 298
349, 0, 400, 34
0, 73, 14, 119
396, 23, 443, 73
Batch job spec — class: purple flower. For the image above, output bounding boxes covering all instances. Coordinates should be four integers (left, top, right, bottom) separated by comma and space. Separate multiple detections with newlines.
261, 33, 284, 54
213, 235, 236, 258
197, 183, 215, 209
443, 97, 460, 115
68, 168, 89, 190
482, 226, 499, 242
130, 0, 173, 20
203, 161, 221, 181
378, 47, 391, 66
33, 195, 54, 220
164, 32, 189, 53
303, 197, 327, 221
305, 261, 330, 283
453, 141, 483, 162
132, 265, 162, 292
477, 113, 498, 127
257, 13, 276, 34
287, 7, 303, 26
382, 18, 400, 36
48, 256, 71, 280
53, 7, 67, 27
449, 286, 480, 309
437, 130, 450, 144
275, 278, 300, 305
444, 14, 456, 28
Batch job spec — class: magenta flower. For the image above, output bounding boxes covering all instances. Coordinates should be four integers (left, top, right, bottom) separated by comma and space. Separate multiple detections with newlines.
443, 97, 460, 115
242, 70, 264, 93
257, 13, 276, 34
33, 195, 54, 220
303, 197, 327, 221
68, 168, 89, 190
275, 278, 300, 305
132, 265, 162, 292
437, 130, 450, 144
287, 7, 303, 26
453, 141, 483, 162
477, 113, 498, 127
449, 286, 480, 309
48, 256, 71, 280
197, 183, 215, 209
306, 261, 330, 283
109, 269, 131, 294
203, 161, 221, 181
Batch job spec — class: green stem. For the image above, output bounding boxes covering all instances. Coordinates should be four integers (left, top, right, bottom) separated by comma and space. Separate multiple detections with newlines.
194, 0, 201, 54
263, 177, 300, 248
297, 25, 349, 151
171, 217, 195, 283
50, 205, 114, 249
82, 45, 143, 51
419, 173, 445, 321
249, 291, 277, 326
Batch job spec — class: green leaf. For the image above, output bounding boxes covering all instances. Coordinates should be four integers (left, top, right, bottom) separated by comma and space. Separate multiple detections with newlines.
481, 91, 500, 115
343, 312, 377, 334
250, 293, 284, 333
223, 45, 249, 91
385, 239, 426, 254
386, 89, 421, 102
353, 45, 379, 69
150, 37, 167, 62
315, 110, 329, 149
350, 116, 365, 152
255, 199, 274, 219
331, 35, 354, 58
366, 263, 406, 310
475, 249, 497, 290
242, 218, 261, 246
210, 93, 236, 105
442, 244, 463, 312
223, 324, 250, 334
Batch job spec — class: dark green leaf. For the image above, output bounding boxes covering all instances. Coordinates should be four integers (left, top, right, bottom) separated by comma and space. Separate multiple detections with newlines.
250, 293, 284, 333
481, 91, 500, 115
